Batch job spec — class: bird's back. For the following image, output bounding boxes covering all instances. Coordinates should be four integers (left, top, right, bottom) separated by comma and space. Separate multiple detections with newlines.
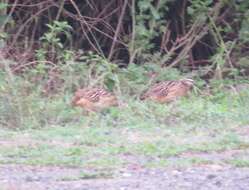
140, 79, 194, 103
72, 87, 118, 111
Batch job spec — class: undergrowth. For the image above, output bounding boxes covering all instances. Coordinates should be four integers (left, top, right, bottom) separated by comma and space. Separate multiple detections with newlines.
0, 56, 249, 130
1, 57, 249, 168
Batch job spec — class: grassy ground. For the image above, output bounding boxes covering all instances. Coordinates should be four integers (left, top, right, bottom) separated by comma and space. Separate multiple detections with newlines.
1, 59, 249, 175
0, 85, 249, 176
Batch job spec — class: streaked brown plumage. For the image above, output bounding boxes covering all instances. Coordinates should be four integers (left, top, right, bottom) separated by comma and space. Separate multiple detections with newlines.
140, 79, 194, 103
72, 87, 118, 112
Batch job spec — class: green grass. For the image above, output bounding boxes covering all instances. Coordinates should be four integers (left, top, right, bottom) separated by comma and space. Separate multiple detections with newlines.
1, 63, 249, 170
228, 159, 249, 167
0, 87, 249, 170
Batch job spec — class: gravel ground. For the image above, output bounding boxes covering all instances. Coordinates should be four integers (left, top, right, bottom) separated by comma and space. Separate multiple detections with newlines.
1, 165, 249, 190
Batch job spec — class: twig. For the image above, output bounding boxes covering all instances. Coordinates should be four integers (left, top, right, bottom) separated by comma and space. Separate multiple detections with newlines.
108, 0, 128, 61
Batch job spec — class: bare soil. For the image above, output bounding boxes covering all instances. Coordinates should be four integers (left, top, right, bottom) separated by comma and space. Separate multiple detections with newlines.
1, 164, 249, 190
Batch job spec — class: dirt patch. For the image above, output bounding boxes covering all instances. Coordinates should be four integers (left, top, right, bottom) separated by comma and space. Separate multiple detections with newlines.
235, 125, 249, 137
1, 164, 249, 190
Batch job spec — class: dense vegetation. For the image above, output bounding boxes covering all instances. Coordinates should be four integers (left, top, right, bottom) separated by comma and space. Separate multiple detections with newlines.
0, 0, 249, 129
1, 1, 249, 70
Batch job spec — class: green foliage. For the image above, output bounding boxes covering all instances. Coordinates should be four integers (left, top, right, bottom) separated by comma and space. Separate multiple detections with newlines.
237, 57, 249, 74
132, 0, 169, 54
1, 54, 249, 130
79, 52, 119, 90
228, 159, 249, 167
187, 0, 212, 19
118, 62, 183, 97
234, 0, 249, 43
41, 21, 72, 48
0, 60, 78, 128
37, 21, 73, 62
239, 10, 249, 43
0, 2, 8, 26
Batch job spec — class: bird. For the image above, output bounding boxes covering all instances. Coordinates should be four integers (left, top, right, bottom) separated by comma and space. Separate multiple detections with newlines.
140, 79, 194, 103
71, 87, 118, 112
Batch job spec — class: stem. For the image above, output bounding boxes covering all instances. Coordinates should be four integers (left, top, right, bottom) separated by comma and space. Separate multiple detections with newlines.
129, 0, 136, 65
108, 0, 128, 61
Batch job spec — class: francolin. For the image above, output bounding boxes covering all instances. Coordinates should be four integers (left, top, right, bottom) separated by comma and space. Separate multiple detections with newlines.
140, 79, 194, 103
72, 87, 118, 112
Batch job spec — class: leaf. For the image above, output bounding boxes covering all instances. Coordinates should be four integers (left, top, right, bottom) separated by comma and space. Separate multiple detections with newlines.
0, 3, 8, 10
138, 1, 151, 11
0, 15, 9, 27
187, 7, 194, 15
150, 6, 160, 20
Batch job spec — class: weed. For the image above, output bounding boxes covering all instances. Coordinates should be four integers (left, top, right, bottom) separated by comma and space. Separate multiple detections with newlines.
228, 159, 249, 168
